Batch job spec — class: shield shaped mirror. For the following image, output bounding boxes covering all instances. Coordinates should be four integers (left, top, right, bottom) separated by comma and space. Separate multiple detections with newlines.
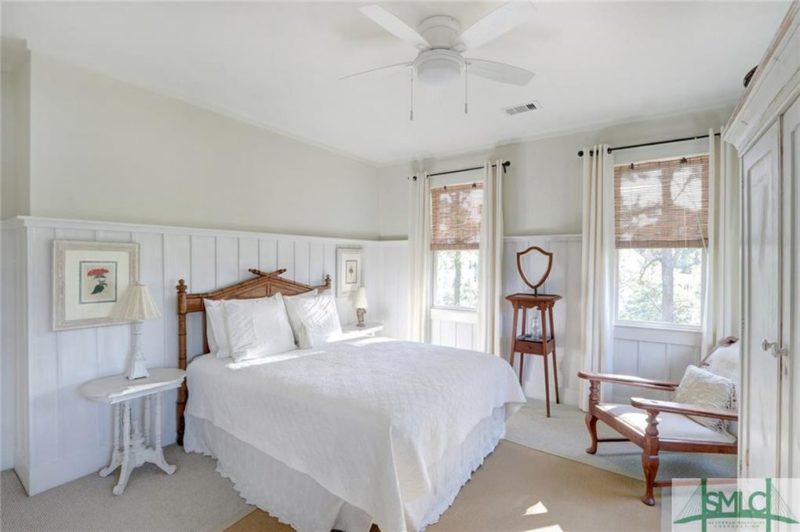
516, 246, 553, 294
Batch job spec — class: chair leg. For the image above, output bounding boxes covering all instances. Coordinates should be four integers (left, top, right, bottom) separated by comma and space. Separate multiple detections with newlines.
641, 452, 660, 506
641, 409, 660, 506
585, 414, 599, 454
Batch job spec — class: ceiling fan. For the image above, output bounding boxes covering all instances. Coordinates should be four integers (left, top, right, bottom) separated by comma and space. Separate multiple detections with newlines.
343, 2, 537, 119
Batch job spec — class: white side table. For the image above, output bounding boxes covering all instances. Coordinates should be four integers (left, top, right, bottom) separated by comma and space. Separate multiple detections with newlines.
340, 322, 384, 340
80, 368, 186, 495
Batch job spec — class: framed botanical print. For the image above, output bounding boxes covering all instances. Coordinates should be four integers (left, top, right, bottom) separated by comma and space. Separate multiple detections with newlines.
53, 240, 139, 330
336, 247, 362, 297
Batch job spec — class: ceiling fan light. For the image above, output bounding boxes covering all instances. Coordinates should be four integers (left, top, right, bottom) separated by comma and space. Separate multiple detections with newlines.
415, 50, 463, 87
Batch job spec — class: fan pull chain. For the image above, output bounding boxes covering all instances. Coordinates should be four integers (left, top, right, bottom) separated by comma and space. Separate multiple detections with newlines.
409, 69, 414, 121
464, 62, 469, 115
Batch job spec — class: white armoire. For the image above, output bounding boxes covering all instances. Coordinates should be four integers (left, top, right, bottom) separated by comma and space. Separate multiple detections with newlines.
724, 2, 800, 479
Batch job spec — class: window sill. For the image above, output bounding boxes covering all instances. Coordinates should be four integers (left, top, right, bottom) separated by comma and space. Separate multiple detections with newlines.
614, 321, 702, 347
614, 320, 702, 333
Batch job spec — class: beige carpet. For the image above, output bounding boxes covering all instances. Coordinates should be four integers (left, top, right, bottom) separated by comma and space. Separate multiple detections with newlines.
505, 400, 736, 481
1, 446, 252, 532
226, 440, 660, 532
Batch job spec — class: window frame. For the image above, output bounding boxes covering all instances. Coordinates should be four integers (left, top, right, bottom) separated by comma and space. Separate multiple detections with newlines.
428, 171, 485, 314
431, 249, 481, 312
613, 247, 707, 332
611, 149, 710, 332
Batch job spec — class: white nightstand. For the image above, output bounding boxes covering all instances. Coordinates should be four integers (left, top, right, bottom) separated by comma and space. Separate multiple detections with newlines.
80, 368, 186, 495
340, 322, 384, 340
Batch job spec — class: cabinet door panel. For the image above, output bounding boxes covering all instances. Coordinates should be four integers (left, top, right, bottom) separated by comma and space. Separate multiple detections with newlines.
783, 95, 800, 478
741, 121, 782, 478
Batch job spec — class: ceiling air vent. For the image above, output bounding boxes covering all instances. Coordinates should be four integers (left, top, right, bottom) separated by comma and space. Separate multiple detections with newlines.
505, 101, 540, 116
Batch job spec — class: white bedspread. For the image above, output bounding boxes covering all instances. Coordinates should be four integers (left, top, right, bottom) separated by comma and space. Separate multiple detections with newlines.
186, 337, 526, 532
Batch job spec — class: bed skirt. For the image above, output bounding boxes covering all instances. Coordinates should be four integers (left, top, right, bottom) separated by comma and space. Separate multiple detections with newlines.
184, 407, 507, 532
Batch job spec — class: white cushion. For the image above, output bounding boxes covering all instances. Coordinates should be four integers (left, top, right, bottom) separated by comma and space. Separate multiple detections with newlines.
598, 403, 736, 444
703, 343, 740, 392
282, 289, 317, 345
204, 299, 230, 359
223, 294, 296, 362
674, 365, 735, 432
288, 293, 342, 348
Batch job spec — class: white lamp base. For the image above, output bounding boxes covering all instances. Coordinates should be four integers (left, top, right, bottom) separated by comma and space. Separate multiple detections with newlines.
127, 321, 150, 380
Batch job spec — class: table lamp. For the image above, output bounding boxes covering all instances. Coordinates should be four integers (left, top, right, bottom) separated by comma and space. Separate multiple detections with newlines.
111, 282, 161, 380
354, 287, 368, 327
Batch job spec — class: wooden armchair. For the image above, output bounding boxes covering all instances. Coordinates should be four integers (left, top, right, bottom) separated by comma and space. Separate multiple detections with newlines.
578, 336, 739, 506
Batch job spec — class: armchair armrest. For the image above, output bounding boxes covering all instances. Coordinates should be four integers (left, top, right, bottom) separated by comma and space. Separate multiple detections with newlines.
630, 397, 738, 421
577, 371, 678, 391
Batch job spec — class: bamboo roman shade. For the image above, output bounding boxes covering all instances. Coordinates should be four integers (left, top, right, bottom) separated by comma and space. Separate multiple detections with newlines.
431, 183, 484, 250
615, 155, 709, 249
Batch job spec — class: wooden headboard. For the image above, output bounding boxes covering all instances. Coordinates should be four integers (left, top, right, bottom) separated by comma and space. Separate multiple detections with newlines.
175, 268, 330, 444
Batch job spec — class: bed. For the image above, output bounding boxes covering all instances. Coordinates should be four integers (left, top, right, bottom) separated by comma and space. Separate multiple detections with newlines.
176, 269, 526, 532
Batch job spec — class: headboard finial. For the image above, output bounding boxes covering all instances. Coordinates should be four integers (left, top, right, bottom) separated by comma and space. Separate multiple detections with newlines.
177, 279, 187, 293
323, 274, 332, 289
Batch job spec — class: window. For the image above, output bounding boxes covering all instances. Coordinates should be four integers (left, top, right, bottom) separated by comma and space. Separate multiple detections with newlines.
615, 155, 708, 327
431, 182, 483, 309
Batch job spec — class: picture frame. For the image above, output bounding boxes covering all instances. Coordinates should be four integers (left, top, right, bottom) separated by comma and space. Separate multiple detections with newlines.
52, 240, 140, 331
336, 247, 363, 297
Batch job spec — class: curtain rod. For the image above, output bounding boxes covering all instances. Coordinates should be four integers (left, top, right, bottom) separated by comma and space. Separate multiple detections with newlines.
410, 161, 510, 181
577, 133, 721, 157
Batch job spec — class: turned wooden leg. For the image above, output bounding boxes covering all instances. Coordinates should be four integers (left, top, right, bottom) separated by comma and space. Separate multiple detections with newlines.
100, 403, 123, 477
152, 393, 177, 475
549, 306, 560, 404
519, 354, 525, 385
585, 414, 599, 454
543, 354, 551, 418
113, 402, 132, 495
641, 409, 660, 506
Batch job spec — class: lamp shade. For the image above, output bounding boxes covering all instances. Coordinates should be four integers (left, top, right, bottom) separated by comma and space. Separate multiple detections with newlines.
111, 283, 161, 321
353, 287, 368, 309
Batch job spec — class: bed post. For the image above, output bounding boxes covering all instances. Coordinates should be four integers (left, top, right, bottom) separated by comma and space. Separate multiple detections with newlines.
176, 279, 188, 446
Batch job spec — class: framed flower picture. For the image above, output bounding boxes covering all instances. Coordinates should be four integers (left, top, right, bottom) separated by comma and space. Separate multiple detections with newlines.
52, 240, 139, 330
336, 247, 362, 297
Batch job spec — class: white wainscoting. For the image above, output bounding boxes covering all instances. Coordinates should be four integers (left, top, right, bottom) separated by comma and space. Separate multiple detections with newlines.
610, 324, 702, 403
2, 217, 383, 494
425, 235, 584, 406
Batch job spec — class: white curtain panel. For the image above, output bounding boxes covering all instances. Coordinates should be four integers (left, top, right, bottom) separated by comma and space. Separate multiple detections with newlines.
579, 145, 615, 410
477, 161, 504, 355
702, 128, 741, 355
408, 173, 431, 342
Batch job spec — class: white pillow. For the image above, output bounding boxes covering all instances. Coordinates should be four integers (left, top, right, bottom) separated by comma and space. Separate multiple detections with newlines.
674, 365, 735, 432
223, 294, 296, 362
204, 299, 230, 359
290, 293, 342, 348
282, 289, 318, 344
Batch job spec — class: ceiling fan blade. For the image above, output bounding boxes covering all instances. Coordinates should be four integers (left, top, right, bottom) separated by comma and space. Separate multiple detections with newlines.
466, 58, 535, 86
340, 62, 411, 81
359, 5, 429, 48
459, 1, 535, 51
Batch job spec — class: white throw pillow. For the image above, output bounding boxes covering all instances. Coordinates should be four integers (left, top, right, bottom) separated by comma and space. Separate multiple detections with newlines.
283, 289, 318, 344
223, 294, 296, 362
204, 299, 230, 359
674, 365, 735, 432
290, 293, 342, 348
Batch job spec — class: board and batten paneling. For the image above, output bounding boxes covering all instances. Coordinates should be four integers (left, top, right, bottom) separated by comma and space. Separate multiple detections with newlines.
428, 235, 583, 405
423, 234, 702, 407
4, 217, 381, 495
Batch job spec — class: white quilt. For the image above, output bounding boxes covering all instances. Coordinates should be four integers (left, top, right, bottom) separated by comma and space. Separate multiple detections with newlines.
186, 337, 525, 532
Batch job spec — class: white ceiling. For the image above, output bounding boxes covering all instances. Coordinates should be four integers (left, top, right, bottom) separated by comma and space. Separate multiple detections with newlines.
2, 1, 788, 165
